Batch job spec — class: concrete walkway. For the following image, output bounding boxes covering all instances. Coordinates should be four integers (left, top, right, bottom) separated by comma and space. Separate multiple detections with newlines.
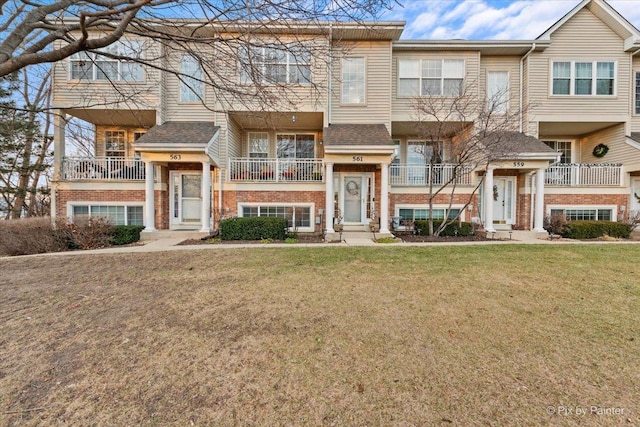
5, 229, 638, 259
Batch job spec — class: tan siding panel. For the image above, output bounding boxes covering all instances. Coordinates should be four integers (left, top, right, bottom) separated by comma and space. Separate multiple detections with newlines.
528, 8, 630, 121
581, 124, 640, 164
331, 41, 392, 125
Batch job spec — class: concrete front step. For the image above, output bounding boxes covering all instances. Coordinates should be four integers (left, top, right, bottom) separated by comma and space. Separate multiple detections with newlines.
325, 230, 393, 242
488, 230, 549, 241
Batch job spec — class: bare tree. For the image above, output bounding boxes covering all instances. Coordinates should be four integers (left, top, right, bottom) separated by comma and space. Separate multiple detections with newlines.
409, 79, 521, 236
0, 67, 52, 218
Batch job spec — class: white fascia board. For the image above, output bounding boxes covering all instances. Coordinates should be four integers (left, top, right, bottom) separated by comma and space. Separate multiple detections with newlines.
324, 145, 396, 154
625, 137, 640, 151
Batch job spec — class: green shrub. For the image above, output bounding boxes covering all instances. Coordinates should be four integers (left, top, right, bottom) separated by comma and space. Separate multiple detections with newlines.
414, 220, 473, 237
111, 225, 145, 245
220, 217, 288, 241
561, 221, 632, 239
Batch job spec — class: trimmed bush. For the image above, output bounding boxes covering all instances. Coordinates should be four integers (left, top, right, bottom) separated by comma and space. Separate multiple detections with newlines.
111, 225, 145, 245
0, 217, 66, 256
561, 220, 632, 239
220, 217, 288, 241
414, 220, 473, 237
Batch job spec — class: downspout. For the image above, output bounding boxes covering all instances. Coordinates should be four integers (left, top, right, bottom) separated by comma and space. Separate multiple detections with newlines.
520, 43, 536, 133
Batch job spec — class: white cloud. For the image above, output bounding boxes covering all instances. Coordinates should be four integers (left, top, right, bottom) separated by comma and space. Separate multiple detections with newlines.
385, 0, 640, 40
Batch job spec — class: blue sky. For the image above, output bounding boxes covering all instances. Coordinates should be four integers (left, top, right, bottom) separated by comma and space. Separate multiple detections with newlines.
379, 0, 640, 40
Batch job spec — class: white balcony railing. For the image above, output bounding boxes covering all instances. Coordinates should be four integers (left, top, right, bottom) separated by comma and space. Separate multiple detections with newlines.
62, 157, 146, 180
545, 163, 622, 186
390, 164, 472, 186
229, 158, 323, 182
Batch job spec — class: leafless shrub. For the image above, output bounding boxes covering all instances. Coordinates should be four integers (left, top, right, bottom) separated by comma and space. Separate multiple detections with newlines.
624, 210, 640, 228
543, 213, 567, 238
55, 216, 115, 250
0, 217, 65, 256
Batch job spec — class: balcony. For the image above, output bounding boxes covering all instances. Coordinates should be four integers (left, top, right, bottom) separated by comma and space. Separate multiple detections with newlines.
62, 157, 145, 181
229, 158, 323, 182
545, 163, 622, 187
390, 164, 472, 186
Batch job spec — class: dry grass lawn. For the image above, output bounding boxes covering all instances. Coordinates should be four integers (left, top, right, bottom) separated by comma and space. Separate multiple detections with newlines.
1, 245, 639, 426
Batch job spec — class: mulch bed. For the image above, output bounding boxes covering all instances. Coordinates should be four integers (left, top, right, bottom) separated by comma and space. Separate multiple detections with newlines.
177, 234, 325, 245
396, 234, 494, 242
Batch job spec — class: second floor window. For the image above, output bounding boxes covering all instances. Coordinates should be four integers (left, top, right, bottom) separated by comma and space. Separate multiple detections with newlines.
240, 45, 311, 85
248, 132, 269, 158
552, 61, 615, 96
398, 59, 465, 97
341, 57, 365, 104
179, 56, 203, 102
408, 141, 442, 164
276, 134, 315, 158
104, 131, 126, 157
69, 41, 143, 81
635, 72, 640, 114
487, 71, 509, 114
543, 140, 572, 163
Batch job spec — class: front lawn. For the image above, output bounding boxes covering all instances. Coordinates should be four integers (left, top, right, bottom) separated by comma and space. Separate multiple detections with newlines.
1, 245, 638, 425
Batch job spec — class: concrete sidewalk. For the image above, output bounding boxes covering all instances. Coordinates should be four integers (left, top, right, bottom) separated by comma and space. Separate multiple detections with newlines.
8, 229, 638, 260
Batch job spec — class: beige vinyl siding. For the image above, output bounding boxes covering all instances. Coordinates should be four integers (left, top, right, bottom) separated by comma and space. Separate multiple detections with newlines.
331, 41, 392, 126
51, 37, 161, 110
480, 56, 521, 118
226, 115, 243, 159
527, 8, 630, 122
581, 123, 640, 164
214, 36, 328, 113
391, 50, 480, 122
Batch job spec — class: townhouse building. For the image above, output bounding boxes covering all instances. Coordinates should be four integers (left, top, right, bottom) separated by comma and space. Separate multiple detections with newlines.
51, 0, 640, 238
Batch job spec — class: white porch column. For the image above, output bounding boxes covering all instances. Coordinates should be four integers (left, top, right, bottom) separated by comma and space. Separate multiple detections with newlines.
143, 161, 156, 232
325, 162, 334, 233
380, 163, 390, 233
200, 161, 212, 233
53, 110, 67, 181
483, 167, 496, 233
534, 168, 546, 232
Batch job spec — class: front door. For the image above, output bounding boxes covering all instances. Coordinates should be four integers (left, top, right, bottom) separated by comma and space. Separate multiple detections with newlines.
171, 172, 202, 226
492, 177, 515, 225
335, 174, 373, 225
632, 178, 640, 214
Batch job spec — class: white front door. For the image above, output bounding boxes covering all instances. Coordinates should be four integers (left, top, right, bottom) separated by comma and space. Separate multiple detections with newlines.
171, 172, 202, 226
335, 174, 373, 225
492, 177, 515, 225
631, 178, 640, 214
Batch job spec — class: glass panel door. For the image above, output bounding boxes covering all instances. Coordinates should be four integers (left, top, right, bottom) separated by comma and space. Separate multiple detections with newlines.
343, 175, 363, 223
181, 174, 201, 223
492, 177, 515, 224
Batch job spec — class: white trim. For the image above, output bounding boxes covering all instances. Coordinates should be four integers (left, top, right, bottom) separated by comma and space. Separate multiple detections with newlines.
492, 176, 516, 225
237, 202, 315, 232
625, 136, 640, 151
170, 171, 203, 227
395, 204, 467, 222
66, 201, 145, 225
486, 70, 510, 115
549, 60, 617, 97
546, 204, 618, 221
397, 58, 466, 98
341, 56, 367, 105
247, 131, 270, 157
275, 132, 317, 158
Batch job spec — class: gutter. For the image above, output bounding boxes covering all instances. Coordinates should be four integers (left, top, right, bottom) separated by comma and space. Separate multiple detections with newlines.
520, 43, 536, 133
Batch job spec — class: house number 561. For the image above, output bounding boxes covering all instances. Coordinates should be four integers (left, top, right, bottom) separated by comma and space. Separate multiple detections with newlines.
352, 156, 363, 162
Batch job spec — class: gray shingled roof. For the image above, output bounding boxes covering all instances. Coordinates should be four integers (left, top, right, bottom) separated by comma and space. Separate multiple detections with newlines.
323, 124, 393, 146
135, 121, 219, 145
484, 131, 558, 156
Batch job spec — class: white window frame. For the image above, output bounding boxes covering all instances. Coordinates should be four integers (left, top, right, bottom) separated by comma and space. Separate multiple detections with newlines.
487, 71, 509, 114
69, 41, 144, 82
395, 204, 466, 229
634, 70, 640, 115
542, 140, 575, 164
238, 202, 315, 232
398, 58, 465, 97
179, 55, 204, 103
547, 205, 617, 222
248, 132, 270, 158
550, 60, 616, 96
67, 202, 145, 226
276, 133, 316, 159
104, 130, 126, 158
239, 45, 311, 85
406, 140, 443, 164
341, 57, 366, 105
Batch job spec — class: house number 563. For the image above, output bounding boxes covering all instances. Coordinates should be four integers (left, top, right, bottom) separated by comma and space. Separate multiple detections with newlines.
170, 154, 182, 160
352, 156, 363, 162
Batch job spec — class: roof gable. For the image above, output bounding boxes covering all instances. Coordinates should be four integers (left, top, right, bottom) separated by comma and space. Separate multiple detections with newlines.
537, 0, 640, 51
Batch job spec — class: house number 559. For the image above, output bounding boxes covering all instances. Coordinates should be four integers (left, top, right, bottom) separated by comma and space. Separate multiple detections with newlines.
352, 156, 363, 162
